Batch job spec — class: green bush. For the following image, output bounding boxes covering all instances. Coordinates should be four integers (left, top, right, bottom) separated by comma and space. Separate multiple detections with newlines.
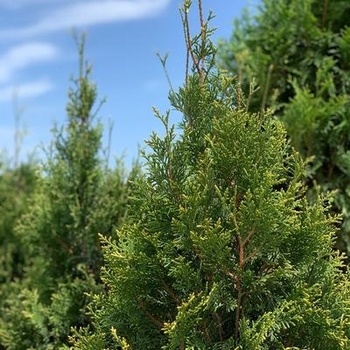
70, 2, 350, 349
0, 162, 37, 284
0, 38, 133, 349
218, 0, 350, 255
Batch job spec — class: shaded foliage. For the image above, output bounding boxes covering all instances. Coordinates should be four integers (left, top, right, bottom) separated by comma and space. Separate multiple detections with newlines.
0, 162, 37, 283
218, 0, 350, 254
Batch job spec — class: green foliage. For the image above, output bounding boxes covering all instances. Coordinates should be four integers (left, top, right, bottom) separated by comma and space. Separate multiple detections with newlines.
218, 0, 350, 254
70, 2, 350, 349
0, 161, 38, 346
0, 38, 132, 349
0, 162, 37, 284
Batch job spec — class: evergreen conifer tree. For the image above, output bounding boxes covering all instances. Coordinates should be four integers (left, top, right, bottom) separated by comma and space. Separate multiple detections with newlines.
70, 2, 350, 349
218, 0, 350, 255
0, 38, 132, 349
0, 162, 37, 284
0, 161, 37, 347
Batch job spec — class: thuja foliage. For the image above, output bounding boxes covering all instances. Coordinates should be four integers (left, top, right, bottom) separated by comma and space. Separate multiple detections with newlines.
70, 1, 350, 349
218, 0, 350, 254
0, 38, 132, 349
0, 162, 37, 284
0, 161, 37, 338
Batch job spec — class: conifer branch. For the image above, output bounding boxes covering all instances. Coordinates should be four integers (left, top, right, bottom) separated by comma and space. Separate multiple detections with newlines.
261, 64, 273, 111
230, 208, 248, 339
237, 234, 245, 269
198, 0, 204, 36
57, 238, 73, 255
202, 322, 212, 343
138, 300, 164, 329
160, 278, 181, 305
242, 228, 255, 247
213, 312, 224, 341
156, 52, 174, 93
181, 1, 201, 80
245, 249, 258, 264
321, 0, 329, 29
234, 278, 242, 339
236, 82, 243, 110
180, 8, 190, 88
223, 267, 243, 339
198, 0, 205, 82
104, 118, 114, 172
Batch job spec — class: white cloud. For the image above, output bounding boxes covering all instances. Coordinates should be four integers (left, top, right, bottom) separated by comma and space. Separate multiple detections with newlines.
0, 0, 171, 39
0, 0, 69, 9
0, 42, 59, 84
0, 79, 53, 102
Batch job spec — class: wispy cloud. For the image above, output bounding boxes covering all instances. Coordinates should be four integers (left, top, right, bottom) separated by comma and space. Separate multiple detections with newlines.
0, 42, 59, 84
0, 0, 69, 9
0, 79, 53, 102
0, 0, 171, 39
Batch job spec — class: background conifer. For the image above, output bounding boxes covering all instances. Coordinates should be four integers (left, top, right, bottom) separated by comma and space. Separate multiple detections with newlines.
0, 38, 133, 349
218, 0, 350, 255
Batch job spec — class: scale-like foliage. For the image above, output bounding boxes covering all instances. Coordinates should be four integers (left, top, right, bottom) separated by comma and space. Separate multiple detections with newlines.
0, 162, 37, 348
70, 2, 350, 349
0, 162, 37, 284
218, 0, 350, 255
0, 38, 132, 349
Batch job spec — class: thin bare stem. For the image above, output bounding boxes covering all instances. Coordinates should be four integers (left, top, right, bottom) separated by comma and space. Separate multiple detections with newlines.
180, 9, 190, 88
242, 229, 255, 247
321, 0, 329, 29
261, 64, 273, 111
160, 277, 181, 305
157, 52, 174, 93
198, 0, 204, 30
234, 277, 242, 339
104, 118, 114, 172
214, 312, 224, 341
202, 322, 212, 343
236, 82, 243, 110
138, 300, 164, 329
198, 0, 205, 80
182, 2, 201, 77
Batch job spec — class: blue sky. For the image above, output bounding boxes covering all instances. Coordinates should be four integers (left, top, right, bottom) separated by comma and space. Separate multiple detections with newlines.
0, 0, 258, 167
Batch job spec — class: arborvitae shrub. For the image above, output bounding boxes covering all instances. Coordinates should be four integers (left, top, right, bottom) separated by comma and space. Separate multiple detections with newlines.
0, 162, 37, 349
0, 162, 37, 284
0, 38, 133, 349
70, 2, 350, 349
218, 0, 350, 256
